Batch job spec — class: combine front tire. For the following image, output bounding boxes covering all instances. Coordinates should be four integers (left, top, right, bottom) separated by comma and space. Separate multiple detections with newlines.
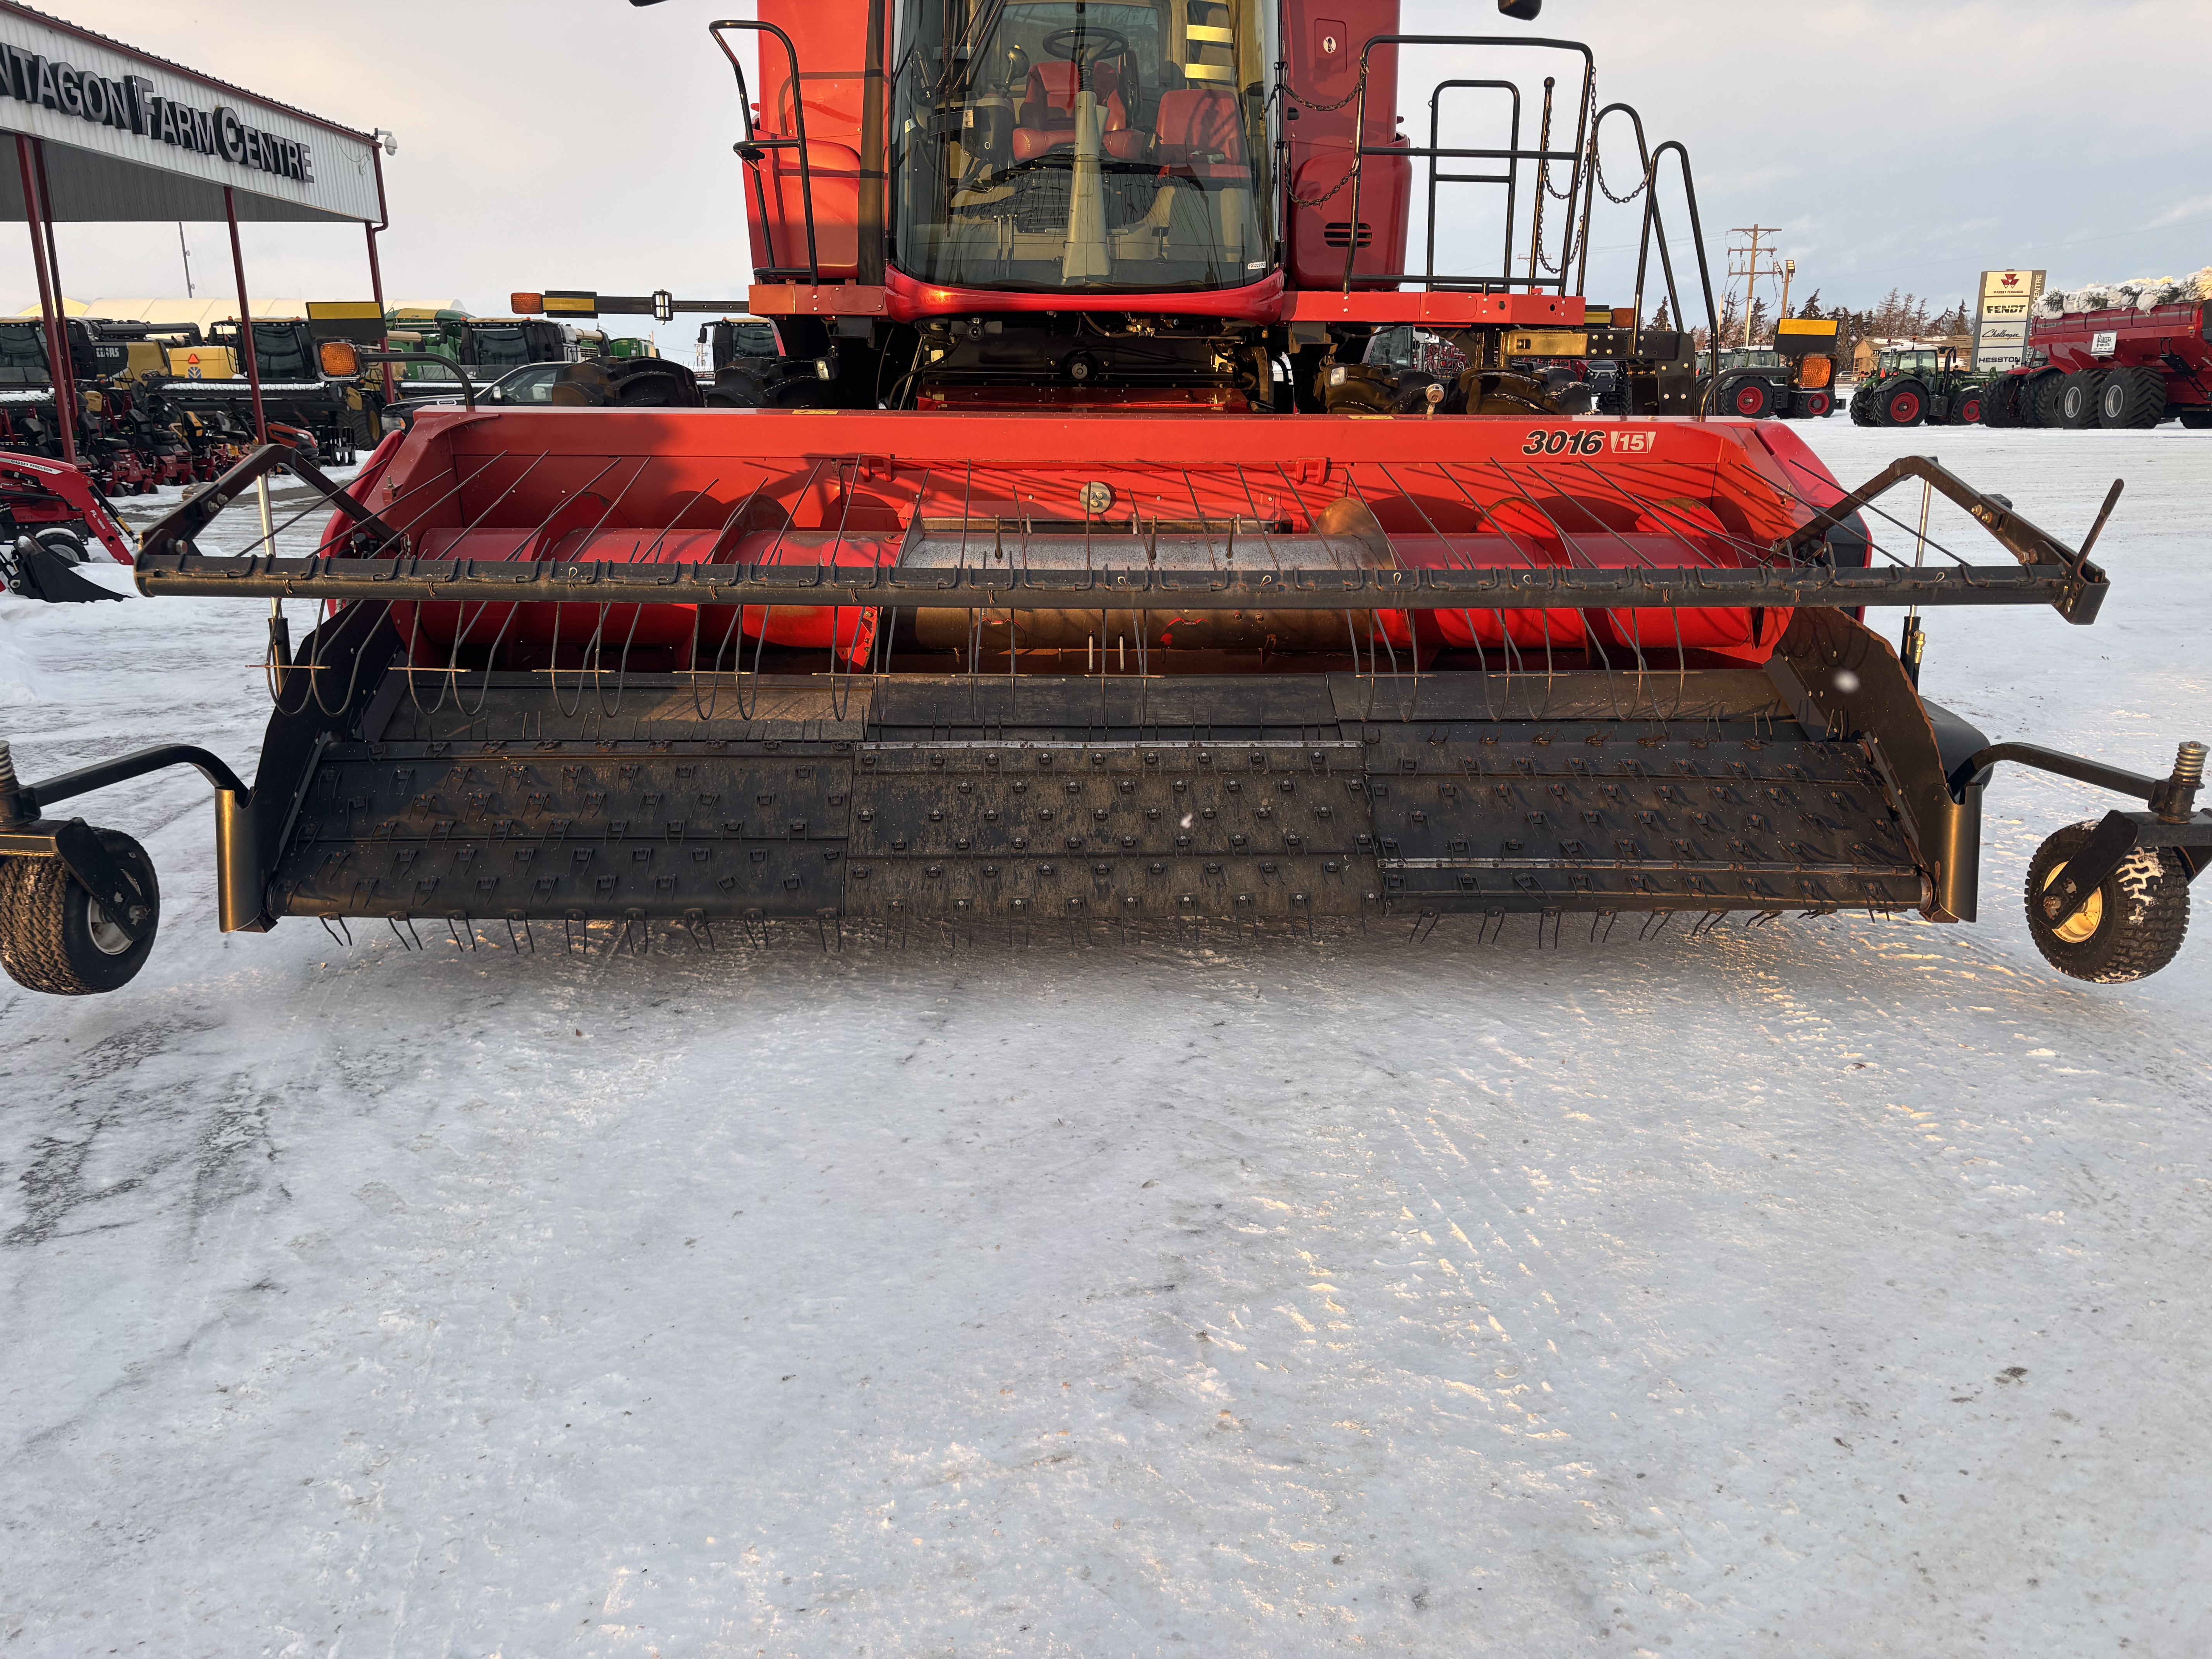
2025, 822, 2191, 983
0, 831, 160, 996
2057, 371, 2104, 428
2097, 366, 2166, 429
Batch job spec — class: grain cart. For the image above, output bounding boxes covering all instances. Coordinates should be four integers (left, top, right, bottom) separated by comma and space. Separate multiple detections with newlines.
2, 0, 2205, 996
1986, 282, 2212, 430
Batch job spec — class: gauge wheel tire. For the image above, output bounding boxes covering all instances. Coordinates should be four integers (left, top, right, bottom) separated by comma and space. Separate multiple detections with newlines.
1950, 385, 1985, 425
2025, 822, 2191, 984
0, 831, 160, 996
1727, 378, 1771, 418
2057, 371, 2105, 429
1881, 380, 1927, 426
2097, 366, 2167, 429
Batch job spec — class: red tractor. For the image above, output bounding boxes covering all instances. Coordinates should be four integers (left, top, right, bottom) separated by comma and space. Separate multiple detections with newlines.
3, 0, 2205, 997
0, 450, 135, 603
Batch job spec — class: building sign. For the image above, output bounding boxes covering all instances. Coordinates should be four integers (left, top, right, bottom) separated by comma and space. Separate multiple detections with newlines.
1973, 269, 2045, 371
1, 46, 314, 182
0, 5, 376, 224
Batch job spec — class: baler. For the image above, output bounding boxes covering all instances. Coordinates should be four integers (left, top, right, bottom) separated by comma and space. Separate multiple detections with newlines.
1, 0, 2205, 994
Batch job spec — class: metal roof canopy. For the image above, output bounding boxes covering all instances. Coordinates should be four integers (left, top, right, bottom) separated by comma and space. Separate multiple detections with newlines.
0, 3, 381, 223
0, 3, 392, 467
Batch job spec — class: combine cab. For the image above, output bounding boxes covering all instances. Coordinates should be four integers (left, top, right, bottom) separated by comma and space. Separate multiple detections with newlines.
1, 0, 2203, 994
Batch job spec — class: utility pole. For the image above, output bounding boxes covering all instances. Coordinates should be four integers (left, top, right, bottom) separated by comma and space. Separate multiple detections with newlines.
1778, 257, 1795, 322
1726, 225, 1783, 347
178, 222, 194, 297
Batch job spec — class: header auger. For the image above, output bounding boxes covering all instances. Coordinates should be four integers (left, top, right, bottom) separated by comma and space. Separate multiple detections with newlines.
1, 0, 2203, 993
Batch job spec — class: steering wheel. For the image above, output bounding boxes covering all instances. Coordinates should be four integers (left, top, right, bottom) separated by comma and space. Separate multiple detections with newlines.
1041, 23, 1131, 89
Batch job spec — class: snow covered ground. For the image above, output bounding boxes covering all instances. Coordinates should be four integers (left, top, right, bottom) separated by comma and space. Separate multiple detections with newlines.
1, 425, 2207, 1657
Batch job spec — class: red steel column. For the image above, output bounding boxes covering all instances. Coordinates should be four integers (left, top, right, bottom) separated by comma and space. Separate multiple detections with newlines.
30, 141, 81, 452
14, 134, 77, 465
368, 141, 394, 400
223, 185, 268, 443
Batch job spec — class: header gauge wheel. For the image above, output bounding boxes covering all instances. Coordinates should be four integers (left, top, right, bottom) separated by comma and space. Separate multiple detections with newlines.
0, 830, 160, 996
2025, 821, 2190, 983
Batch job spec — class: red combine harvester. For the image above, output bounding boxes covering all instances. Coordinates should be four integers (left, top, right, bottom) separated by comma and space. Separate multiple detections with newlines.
0, 0, 2205, 995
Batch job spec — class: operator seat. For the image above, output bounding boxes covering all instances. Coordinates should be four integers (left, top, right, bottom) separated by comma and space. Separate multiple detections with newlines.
1150, 88, 1245, 179
1011, 59, 1130, 163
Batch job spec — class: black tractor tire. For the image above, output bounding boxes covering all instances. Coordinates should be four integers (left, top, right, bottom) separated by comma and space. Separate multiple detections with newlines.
1790, 388, 1832, 419
1950, 383, 1985, 425
0, 830, 160, 996
1449, 368, 1555, 417
2178, 408, 2212, 429
551, 358, 705, 409
1982, 374, 2024, 428
2097, 366, 2166, 429
2057, 370, 2105, 429
1881, 379, 1928, 427
1724, 377, 1771, 419
1848, 383, 1883, 426
2023, 372, 2066, 427
2025, 822, 2191, 983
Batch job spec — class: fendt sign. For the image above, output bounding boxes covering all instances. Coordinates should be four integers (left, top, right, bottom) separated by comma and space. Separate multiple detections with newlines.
0, 44, 314, 182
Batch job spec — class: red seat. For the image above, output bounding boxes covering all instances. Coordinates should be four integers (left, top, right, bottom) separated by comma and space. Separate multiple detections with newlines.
1011, 60, 1128, 163
1153, 89, 1245, 179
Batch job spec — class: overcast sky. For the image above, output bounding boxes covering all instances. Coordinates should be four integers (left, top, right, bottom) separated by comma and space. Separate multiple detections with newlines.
16, 0, 2212, 352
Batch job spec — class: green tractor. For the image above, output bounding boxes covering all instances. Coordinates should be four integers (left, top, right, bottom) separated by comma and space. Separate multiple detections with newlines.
1849, 344, 1989, 428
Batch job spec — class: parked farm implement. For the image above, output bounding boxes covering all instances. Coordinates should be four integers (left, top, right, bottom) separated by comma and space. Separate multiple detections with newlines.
0, 2, 2203, 993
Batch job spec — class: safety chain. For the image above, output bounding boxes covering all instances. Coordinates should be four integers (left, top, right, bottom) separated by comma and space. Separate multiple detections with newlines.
1274, 63, 1374, 210
1278, 61, 1371, 117
1590, 136, 1648, 206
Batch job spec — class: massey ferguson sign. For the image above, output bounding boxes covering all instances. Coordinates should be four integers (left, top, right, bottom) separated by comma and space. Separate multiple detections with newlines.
1974, 269, 2046, 371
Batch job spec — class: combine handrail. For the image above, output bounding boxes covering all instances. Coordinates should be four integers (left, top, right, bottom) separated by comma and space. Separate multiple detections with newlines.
712, 19, 821, 286
1572, 102, 1683, 327
1627, 140, 1721, 413
1340, 35, 1594, 295
1422, 80, 1521, 294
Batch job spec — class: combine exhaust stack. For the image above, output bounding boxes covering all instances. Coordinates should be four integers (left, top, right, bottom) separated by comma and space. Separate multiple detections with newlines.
1, 6, 2203, 991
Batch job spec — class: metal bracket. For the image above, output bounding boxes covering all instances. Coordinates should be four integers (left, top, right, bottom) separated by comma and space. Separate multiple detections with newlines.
1773, 454, 2112, 624
2043, 809, 2138, 931
0, 817, 158, 943
136, 443, 411, 566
